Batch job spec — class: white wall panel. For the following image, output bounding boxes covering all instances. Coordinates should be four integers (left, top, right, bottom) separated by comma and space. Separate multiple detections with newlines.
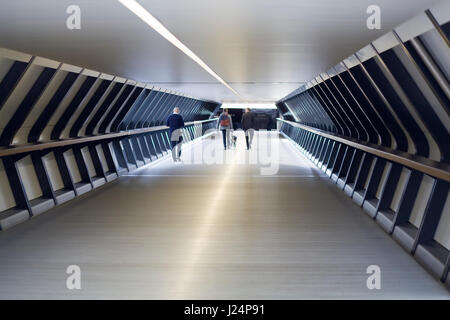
434, 192, 450, 250
16, 155, 42, 200
63, 149, 81, 183
42, 152, 65, 191
409, 175, 434, 228
0, 159, 16, 211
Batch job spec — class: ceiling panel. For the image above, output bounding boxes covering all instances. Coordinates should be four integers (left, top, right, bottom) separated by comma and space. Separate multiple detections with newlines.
0, 0, 443, 102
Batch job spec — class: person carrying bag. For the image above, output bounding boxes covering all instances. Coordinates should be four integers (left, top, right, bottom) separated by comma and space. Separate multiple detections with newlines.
217, 109, 233, 150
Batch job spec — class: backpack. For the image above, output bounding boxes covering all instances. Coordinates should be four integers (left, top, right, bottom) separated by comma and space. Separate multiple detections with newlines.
220, 115, 230, 127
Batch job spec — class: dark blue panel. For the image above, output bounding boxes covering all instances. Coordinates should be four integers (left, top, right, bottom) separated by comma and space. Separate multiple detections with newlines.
28, 72, 79, 143
51, 76, 96, 140
110, 87, 144, 132
0, 61, 28, 111
98, 84, 134, 133
69, 79, 112, 138
0, 67, 56, 146
85, 82, 125, 135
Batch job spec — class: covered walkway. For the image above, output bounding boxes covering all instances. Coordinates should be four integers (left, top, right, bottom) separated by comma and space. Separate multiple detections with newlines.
0, 132, 447, 299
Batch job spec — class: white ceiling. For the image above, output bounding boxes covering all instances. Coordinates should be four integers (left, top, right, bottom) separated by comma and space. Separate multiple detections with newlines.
0, 0, 443, 103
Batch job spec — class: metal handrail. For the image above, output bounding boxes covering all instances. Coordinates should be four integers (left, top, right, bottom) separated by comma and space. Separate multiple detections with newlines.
0, 119, 217, 157
278, 118, 450, 182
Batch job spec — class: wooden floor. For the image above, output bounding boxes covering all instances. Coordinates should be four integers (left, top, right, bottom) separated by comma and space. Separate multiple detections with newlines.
0, 132, 448, 299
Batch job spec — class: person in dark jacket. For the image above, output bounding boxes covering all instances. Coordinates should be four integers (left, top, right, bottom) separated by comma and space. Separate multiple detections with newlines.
241, 108, 255, 150
166, 107, 185, 162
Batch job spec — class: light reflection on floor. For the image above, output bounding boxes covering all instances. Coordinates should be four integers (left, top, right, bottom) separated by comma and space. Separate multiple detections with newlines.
0, 132, 448, 299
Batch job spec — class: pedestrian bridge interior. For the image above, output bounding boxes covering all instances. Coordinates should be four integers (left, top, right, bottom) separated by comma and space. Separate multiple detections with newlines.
0, 0, 449, 299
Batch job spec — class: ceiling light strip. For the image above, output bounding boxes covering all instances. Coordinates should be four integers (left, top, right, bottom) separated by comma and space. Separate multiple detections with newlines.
117, 0, 242, 99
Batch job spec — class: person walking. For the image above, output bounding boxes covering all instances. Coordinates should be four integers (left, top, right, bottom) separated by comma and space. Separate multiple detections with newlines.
217, 109, 233, 150
241, 108, 255, 150
166, 107, 185, 162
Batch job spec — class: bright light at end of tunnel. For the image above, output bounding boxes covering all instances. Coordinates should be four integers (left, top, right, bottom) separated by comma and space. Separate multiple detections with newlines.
117, 0, 242, 99
221, 102, 277, 109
